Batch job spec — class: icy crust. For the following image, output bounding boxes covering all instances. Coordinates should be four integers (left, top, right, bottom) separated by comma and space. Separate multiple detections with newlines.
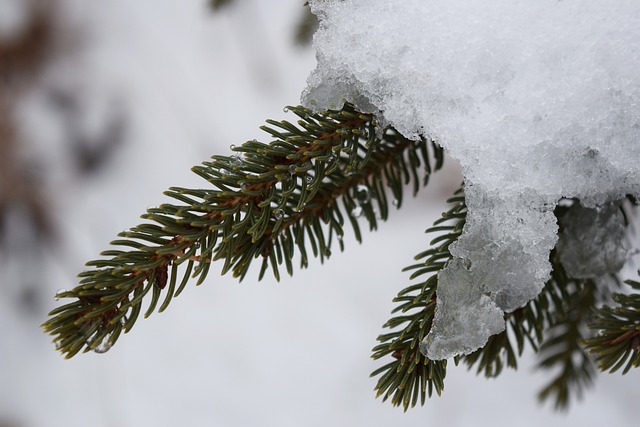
420, 258, 505, 360
303, 0, 640, 359
556, 202, 631, 279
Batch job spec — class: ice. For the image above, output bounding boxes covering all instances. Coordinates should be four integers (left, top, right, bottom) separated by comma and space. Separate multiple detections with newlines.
303, 0, 640, 358
420, 258, 505, 360
556, 202, 631, 279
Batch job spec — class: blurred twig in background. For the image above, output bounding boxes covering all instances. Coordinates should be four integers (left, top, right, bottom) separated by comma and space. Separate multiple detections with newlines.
208, 0, 318, 46
0, 0, 127, 312
294, 3, 318, 46
0, 0, 56, 243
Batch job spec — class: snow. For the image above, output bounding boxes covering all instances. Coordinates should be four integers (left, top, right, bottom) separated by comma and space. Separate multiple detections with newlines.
304, 0, 640, 359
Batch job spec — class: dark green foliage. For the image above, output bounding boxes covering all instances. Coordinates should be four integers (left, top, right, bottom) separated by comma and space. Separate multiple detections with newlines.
534, 199, 637, 409
42, 99, 639, 411
42, 104, 443, 358
585, 279, 640, 374
535, 261, 597, 410
372, 196, 638, 410
462, 247, 600, 410
370, 189, 465, 410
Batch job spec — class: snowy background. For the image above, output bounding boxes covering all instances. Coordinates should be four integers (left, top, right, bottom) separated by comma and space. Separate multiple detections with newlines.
1, 1, 638, 426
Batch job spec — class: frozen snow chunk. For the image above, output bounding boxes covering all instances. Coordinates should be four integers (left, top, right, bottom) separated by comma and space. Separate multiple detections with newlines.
422, 258, 505, 360
449, 193, 559, 311
425, 195, 559, 359
303, 0, 640, 358
556, 202, 631, 279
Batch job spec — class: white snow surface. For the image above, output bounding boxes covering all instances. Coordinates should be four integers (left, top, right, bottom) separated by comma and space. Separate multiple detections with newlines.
304, 0, 640, 359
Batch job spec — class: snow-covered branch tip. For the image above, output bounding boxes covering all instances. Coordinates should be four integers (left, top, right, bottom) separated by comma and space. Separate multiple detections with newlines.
372, 193, 639, 411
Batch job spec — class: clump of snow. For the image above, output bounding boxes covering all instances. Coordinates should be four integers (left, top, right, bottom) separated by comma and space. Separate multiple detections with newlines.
302, 0, 640, 359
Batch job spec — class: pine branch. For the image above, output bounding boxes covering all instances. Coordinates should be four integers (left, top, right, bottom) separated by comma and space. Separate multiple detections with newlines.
535, 199, 640, 408
459, 203, 602, 409
585, 278, 640, 374
372, 196, 624, 411
42, 103, 444, 358
535, 258, 598, 411
463, 201, 637, 409
370, 188, 464, 410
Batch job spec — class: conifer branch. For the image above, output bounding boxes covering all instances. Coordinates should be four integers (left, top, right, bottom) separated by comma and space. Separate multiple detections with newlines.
455, 202, 638, 410
461, 250, 599, 411
585, 278, 640, 374
39, 98, 639, 412
372, 197, 632, 411
371, 188, 464, 410
535, 199, 638, 408
42, 104, 444, 358
535, 260, 597, 410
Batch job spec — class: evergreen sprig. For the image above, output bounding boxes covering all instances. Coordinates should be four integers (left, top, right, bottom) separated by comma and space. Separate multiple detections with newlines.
585, 279, 640, 374
41, 98, 639, 411
372, 197, 638, 410
42, 103, 444, 358
370, 188, 465, 410
535, 199, 637, 408
535, 261, 597, 410
463, 246, 601, 410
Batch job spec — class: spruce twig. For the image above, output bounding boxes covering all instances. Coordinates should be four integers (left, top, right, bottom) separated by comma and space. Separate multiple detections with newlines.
535, 261, 597, 410
457, 206, 602, 409
585, 278, 640, 374
42, 103, 443, 358
40, 99, 640, 411
373, 197, 630, 411
371, 187, 464, 410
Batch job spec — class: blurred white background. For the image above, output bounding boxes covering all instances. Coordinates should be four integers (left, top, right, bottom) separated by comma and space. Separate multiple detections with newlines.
0, 1, 638, 426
